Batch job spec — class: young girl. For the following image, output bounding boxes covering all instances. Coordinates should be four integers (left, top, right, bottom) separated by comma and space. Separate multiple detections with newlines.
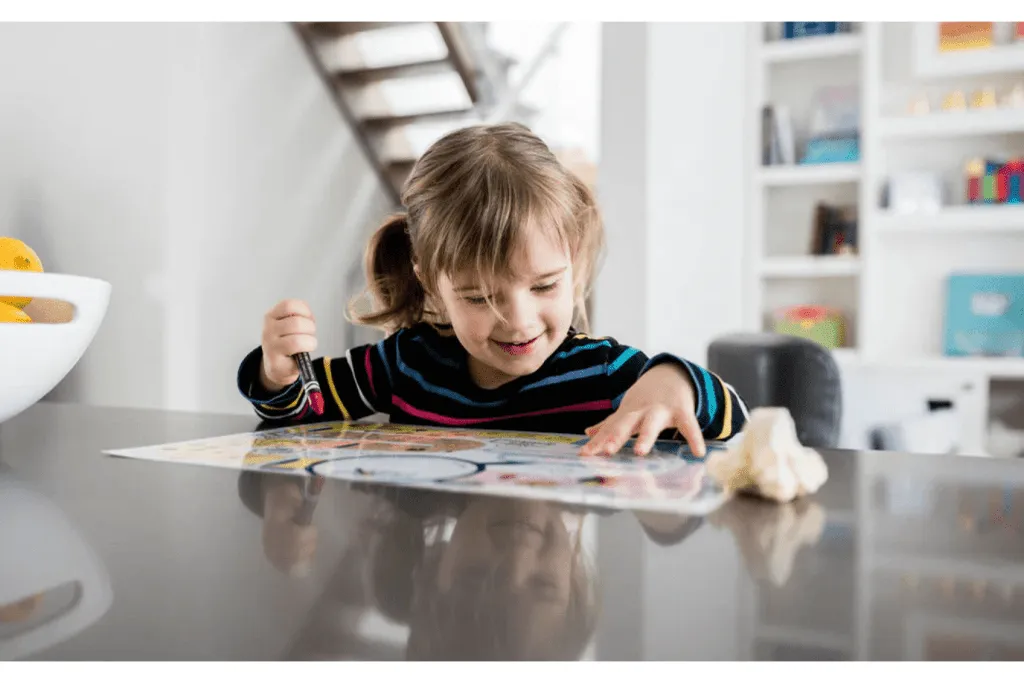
236, 122, 748, 457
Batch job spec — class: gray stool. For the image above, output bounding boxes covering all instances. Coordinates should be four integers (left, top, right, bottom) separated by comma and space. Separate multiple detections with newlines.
707, 333, 842, 449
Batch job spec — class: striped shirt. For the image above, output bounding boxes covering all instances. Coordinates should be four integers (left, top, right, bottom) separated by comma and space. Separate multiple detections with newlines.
237, 323, 749, 442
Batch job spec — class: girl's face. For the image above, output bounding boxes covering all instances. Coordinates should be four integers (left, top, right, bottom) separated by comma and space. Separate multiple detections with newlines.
434, 224, 576, 389
436, 499, 578, 647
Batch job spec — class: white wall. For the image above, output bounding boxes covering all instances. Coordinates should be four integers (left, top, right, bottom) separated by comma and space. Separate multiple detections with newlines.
595, 22, 748, 655
596, 22, 747, 364
594, 23, 650, 350
488, 22, 603, 164
0, 23, 393, 415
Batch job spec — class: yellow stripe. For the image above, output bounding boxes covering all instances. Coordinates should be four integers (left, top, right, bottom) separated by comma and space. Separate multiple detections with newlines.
713, 376, 734, 440
322, 356, 351, 420
243, 452, 286, 466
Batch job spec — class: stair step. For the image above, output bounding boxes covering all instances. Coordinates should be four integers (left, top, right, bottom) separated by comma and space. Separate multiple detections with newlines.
307, 22, 426, 37
361, 108, 476, 132
336, 58, 453, 86
436, 22, 479, 103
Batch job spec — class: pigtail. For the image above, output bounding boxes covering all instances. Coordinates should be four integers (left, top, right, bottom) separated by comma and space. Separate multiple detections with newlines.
348, 213, 427, 333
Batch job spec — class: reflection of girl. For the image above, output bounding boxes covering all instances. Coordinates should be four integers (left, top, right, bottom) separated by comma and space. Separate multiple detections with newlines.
371, 492, 599, 660
237, 472, 708, 659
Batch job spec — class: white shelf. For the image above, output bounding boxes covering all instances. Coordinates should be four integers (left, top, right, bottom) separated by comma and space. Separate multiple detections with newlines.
916, 42, 1024, 78
865, 355, 1024, 379
760, 256, 862, 278
878, 108, 1024, 139
831, 348, 861, 366
762, 34, 863, 63
876, 205, 1024, 233
759, 162, 861, 187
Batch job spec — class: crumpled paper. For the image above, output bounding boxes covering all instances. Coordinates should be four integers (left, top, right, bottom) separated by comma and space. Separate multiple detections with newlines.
706, 407, 829, 503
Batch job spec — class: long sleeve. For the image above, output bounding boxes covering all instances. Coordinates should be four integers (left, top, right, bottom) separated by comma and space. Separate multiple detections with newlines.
236, 336, 397, 425
604, 343, 750, 442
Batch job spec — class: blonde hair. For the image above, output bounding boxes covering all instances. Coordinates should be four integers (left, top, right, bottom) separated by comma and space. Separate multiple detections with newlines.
348, 122, 604, 334
360, 492, 599, 660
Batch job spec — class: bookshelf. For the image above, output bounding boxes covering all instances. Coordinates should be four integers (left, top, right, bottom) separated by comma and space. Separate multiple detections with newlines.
746, 21, 1024, 460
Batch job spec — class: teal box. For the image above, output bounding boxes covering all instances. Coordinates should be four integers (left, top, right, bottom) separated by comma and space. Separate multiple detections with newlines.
944, 273, 1024, 357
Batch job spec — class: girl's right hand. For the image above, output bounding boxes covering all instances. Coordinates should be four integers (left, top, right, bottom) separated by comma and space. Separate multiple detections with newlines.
259, 299, 318, 392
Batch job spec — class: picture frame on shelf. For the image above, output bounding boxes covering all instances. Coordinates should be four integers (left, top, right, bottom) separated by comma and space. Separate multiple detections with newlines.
811, 203, 858, 256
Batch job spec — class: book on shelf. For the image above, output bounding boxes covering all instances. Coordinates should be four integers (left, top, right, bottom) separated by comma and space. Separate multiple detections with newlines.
761, 104, 796, 166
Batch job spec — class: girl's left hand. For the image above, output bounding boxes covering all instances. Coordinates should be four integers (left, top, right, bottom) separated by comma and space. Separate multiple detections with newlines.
580, 363, 706, 458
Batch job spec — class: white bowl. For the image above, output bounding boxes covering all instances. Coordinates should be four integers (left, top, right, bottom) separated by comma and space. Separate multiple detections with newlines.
0, 270, 111, 424
0, 469, 113, 660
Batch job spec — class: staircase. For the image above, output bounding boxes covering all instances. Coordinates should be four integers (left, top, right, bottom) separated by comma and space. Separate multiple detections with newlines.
293, 22, 522, 204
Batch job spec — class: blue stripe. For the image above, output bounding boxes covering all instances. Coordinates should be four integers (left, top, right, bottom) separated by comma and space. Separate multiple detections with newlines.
396, 345, 507, 408
640, 355, 707, 425
553, 340, 612, 360
612, 390, 627, 410
521, 364, 605, 391
412, 335, 461, 369
607, 347, 639, 375
696, 364, 717, 427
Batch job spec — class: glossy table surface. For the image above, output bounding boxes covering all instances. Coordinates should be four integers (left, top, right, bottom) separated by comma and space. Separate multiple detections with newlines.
2, 402, 1023, 661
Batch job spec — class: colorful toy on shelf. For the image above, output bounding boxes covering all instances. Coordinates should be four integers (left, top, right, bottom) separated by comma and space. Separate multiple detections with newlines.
971, 85, 998, 109
942, 89, 968, 110
772, 305, 846, 349
965, 157, 1024, 204
939, 22, 994, 51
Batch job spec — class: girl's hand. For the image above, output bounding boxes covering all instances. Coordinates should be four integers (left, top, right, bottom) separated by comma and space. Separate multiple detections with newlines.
580, 363, 706, 458
262, 478, 319, 577
260, 299, 318, 392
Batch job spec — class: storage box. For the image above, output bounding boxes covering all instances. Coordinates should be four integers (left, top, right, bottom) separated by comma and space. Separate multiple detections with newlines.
944, 273, 1024, 357
773, 305, 846, 349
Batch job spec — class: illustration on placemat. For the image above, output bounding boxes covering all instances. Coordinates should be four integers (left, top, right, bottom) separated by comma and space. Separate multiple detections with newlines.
103, 421, 732, 514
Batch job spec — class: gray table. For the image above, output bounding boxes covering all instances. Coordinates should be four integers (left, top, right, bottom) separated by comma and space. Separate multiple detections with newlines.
2, 402, 1023, 661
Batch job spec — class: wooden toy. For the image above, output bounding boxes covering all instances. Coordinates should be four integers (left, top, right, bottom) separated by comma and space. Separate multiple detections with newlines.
942, 89, 967, 110
972, 85, 998, 109
907, 93, 932, 115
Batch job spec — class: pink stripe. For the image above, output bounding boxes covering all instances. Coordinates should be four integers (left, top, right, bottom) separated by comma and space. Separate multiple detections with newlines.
391, 396, 612, 426
364, 346, 376, 399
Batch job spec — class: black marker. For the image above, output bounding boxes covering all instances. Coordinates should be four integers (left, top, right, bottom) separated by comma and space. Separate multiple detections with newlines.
293, 352, 324, 415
